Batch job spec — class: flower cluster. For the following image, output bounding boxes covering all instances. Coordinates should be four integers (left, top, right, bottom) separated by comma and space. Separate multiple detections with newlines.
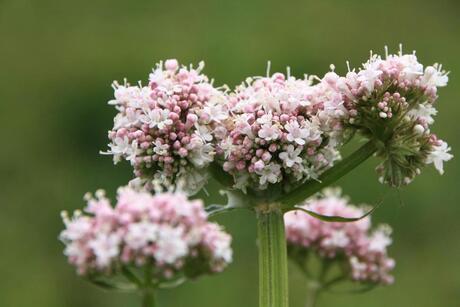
217, 71, 346, 192
60, 187, 232, 282
285, 189, 395, 285
328, 46, 452, 186
103, 59, 228, 194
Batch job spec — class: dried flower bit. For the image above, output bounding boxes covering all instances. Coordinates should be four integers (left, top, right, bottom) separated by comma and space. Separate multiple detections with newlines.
102, 60, 229, 194
59, 186, 233, 286
285, 189, 395, 286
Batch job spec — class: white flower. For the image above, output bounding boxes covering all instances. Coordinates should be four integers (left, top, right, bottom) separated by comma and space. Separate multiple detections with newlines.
155, 225, 188, 264
140, 108, 172, 129
258, 124, 280, 141
153, 140, 169, 156
213, 233, 233, 263
113, 108, 141, 129
125, 140, 140, 165
203, 97, 228, 122
88, 233, 121, 268
369, 228, 392, 253
285, 121, 309, 145
125, 221, 158, 250
426, 140, 453, 174
257, 113, 273, 125
256, 162, 281, 185
255, 88, 281, 112
189, 143, 214, 168
322, 230, 350, 249
235, 114, 254, 137
63, 242, 88, 266
194, 124, 213, 142
421, 65, 449, 88
60, 216, 92, 241
408, 103, 437, 124
399, 54, 423, 81
279, 145, 303, 167
103, 137, 139, 164
219, 136, 236, 159
358, 57, 383, 92
149, 67, 167, 86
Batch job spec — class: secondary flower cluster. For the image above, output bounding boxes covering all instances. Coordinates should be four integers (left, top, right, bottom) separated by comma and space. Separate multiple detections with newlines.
217, 72, 346, 191
60, 187, 232, 282
285, 189, 395, 285
103, 59, 228, 194
327, 47, 452, 186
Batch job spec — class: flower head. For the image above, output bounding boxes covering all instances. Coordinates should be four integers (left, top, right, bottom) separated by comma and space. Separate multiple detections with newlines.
285, 189, 395, 285
332, 46, 452, 187
60, 187, 232, 282
217, 70, 345, 191
102, 60, 229, 194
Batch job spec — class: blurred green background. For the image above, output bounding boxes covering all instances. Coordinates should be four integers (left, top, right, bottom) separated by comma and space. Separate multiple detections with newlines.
1, 0, 459, 306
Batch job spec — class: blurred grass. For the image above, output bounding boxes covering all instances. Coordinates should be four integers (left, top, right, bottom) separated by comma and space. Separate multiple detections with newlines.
0, 0, 459, 306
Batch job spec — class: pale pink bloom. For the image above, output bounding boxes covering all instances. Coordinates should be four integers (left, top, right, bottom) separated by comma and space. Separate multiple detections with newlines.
285, 189, 395, 285
218, 71, 344, 191
60, 186, 232, 278
426, 140, 453, 174
285, 121, 309, 145
258, 124, 280, 141
103, 60, 229, 194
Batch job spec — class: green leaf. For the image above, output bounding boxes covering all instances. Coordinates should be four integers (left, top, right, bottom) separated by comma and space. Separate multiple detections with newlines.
158, 276, 187, 289
292, 200, 381, 223
86, 277, 136, 292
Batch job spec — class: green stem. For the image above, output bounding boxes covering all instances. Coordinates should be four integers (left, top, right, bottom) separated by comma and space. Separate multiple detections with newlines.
280, 140, 378, 209
142, 288, 155, 307
142, 261, 156, 307
257, 205, 289, 307
305, 281, 321, 307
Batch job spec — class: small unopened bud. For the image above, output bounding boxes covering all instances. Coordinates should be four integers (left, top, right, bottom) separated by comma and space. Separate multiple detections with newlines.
413, 124, 425, 135
164, 59, 179, 71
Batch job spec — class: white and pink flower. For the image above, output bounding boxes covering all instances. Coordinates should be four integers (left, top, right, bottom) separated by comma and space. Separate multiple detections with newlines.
60, 186, 232, 278
285, 189, 395, 285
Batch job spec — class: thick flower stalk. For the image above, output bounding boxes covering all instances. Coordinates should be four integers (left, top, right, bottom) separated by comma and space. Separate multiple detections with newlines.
60, 186, 232, 306
285, 189, 394, 307
102, 59, 229, 194
331, 46, 452, 186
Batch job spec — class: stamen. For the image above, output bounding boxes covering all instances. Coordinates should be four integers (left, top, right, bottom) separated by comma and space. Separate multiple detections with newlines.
266, 61, 271, 77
